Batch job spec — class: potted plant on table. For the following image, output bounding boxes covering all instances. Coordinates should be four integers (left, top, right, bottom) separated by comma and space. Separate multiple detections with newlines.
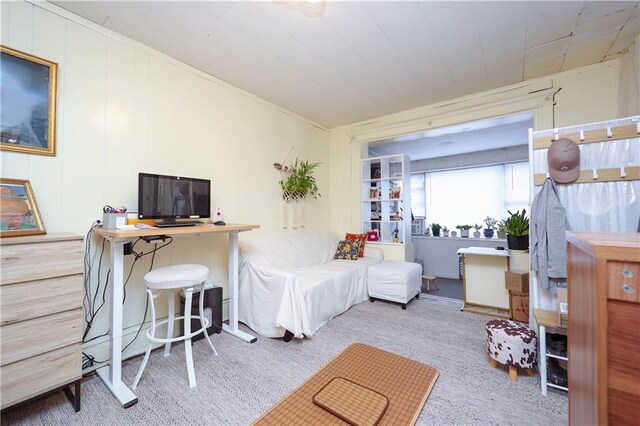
456, 224, 472, 238
503, 209, 529, 250
473, 224, 482, 238
430, 223, 441, 237
442, 226, 450, 237
483, 216, 497, 238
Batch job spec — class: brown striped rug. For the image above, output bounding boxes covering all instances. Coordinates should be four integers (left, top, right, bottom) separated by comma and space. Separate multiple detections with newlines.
253, 343, 439, 426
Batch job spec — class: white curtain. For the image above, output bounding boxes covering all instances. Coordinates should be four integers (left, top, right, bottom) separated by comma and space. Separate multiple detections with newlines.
534, 134, 640, 233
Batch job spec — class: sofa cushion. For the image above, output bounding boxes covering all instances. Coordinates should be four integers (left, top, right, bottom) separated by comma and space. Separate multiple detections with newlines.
345, 233, 367, 257
334, 239, 360, 260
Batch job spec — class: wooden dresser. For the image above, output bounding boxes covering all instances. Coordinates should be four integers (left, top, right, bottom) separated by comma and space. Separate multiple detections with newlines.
0, 233, 84, 411
567, 231, 640, 426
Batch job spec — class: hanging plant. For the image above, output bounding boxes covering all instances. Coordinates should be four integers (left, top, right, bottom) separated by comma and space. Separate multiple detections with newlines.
274, 158, 321, 201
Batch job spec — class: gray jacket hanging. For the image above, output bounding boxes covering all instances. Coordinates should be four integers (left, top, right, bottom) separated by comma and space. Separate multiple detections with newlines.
531, 178, 569, 289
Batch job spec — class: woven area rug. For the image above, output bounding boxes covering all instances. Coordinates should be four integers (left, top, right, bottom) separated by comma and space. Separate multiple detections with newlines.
253, 343, 439, 425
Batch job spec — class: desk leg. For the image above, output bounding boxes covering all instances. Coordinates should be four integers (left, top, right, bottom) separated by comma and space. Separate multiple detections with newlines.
96, 240, 138, 408
222, 231, 257, 343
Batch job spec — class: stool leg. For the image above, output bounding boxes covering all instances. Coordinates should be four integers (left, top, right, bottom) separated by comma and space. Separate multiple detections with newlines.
133, 289, 156, 389
184, 288, 197, 388
490, 358, 499, 368
509, 366, 518, 381
525, 368, 536, 377
426, 279, 430, 292
199, 284, 217, 356
164, 289, 174, 357
433, 278, 440, 290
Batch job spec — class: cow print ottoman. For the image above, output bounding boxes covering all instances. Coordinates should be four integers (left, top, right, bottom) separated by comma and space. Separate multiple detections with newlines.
485, 319, 537, 381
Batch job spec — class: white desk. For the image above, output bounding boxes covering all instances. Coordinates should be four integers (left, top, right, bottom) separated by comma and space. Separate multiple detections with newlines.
92, 223, 259, 408
457, 247, 510, 317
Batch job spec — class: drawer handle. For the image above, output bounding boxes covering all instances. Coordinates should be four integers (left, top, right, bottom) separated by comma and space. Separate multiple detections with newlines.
622, 284, 635, 294
622, 269, 634, 278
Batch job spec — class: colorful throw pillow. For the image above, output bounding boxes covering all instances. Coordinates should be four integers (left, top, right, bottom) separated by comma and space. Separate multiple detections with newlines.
345, 233, 367, 257
334, 239, 360, 260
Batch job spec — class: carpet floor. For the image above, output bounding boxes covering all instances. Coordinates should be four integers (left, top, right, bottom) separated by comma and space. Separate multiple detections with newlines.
2, 297, 567, 425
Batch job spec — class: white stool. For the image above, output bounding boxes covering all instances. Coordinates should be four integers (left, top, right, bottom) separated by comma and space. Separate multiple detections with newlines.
132, 264, 217, 390
368, 261, 422, 309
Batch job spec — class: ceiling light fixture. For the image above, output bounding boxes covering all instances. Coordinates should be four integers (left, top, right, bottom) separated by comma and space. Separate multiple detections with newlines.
276, 0, 327, 18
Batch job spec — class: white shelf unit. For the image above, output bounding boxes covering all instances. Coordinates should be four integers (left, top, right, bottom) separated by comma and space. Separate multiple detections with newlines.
361, 154, 410, 245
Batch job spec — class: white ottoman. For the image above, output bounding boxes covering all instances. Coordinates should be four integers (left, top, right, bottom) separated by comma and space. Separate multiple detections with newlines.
368, 261, 422, 309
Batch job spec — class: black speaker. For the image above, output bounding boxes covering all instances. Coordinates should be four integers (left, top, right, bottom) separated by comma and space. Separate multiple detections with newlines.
180, 285, 222, 341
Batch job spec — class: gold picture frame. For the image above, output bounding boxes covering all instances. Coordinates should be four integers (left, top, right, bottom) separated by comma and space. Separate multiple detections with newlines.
0, 45, 58, 156
0, 178, 46, 237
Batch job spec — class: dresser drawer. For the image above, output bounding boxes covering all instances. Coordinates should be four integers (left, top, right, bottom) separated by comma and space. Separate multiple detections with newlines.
607, 300, 640, 426
0, 309, 83, 366
0, 343, 81, 409
607, 262, 640, 303
1, 275, 83, 326
0, 239, 84, 285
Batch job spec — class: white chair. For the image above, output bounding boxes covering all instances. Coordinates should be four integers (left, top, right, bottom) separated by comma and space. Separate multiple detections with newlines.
132, 264, 217, 389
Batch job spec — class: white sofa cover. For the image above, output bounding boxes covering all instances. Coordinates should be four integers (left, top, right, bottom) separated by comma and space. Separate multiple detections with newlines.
238, 232, 383, 339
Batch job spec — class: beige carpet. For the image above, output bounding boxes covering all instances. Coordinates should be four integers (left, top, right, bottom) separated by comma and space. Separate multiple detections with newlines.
1, 297, 567, 425
253, 343, 439, 425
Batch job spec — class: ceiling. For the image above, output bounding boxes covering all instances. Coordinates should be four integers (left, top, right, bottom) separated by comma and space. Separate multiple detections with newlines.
52, 1, 640, 128
368, 111, 533, 160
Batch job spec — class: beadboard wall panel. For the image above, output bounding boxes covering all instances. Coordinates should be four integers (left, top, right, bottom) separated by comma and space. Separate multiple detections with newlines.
1, 1, 330, 366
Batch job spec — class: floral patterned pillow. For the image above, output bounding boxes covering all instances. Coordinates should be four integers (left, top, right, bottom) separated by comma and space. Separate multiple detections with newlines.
345, 233, 367, 257
334, 239, 360, 260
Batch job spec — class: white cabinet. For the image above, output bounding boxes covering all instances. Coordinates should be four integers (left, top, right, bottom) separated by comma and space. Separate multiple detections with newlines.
361, 154, 410, 246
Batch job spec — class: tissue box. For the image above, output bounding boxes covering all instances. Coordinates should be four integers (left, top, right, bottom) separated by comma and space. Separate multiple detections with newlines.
103, 213, 127, 230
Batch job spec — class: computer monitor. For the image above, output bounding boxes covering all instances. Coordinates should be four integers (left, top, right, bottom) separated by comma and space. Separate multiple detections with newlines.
138, 172, 211, 220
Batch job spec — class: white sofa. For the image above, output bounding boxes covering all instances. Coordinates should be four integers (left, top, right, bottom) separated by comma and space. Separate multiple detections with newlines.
238, 232, 383, 339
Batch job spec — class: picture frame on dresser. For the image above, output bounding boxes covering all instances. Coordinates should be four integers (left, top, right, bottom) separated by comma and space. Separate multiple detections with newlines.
0, 178, 46, 237
0, 46, 58, 156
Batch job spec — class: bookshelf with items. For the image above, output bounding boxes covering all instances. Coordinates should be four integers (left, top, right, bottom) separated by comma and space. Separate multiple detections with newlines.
361, 154, 410, 246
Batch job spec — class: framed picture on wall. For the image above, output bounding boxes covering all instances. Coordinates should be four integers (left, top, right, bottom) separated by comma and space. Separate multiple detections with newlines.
0, 178, 46, 237
0, 45, 58, 156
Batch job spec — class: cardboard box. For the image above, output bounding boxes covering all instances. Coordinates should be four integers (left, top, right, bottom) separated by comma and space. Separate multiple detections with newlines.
510, 290, 530, 323
557, 287, 568, 327
505, 271, 529, 293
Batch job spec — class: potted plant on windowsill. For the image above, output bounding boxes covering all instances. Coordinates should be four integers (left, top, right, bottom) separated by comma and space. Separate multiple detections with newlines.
503, 209, 529, 250
496, 221, 507, 239
483, 216, 497, 238
430, 223, 442, 237
473, 223, 482, 238
442, 226, 450, 237
456, 224, 472, 238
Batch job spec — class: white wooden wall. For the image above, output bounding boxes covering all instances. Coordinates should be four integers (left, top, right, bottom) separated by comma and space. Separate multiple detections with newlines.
0, 1, 330, 365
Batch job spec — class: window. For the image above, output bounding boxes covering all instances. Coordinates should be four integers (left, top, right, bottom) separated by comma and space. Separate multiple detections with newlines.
412, 162, 529, 228
410, 174, 426, 217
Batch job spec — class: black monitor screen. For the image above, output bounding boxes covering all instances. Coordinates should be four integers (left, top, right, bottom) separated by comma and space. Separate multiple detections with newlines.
138, 173, 211, 220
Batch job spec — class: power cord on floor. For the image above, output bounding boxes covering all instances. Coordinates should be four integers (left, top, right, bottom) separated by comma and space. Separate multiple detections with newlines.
82, 235, 173, 369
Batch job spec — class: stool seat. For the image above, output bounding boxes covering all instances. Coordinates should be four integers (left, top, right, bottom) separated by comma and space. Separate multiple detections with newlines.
422, 275, 439, 292
144, 264, 209, 289
485, 319, 537, 381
